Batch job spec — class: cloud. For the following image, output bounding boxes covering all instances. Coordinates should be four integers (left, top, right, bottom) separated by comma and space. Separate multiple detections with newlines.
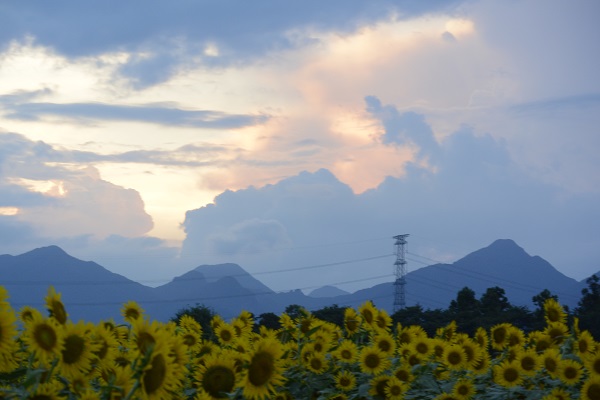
365, 95, 441, 162
180, 106, 600, 291
1, 100, 269, 129
0, 132, 153, 238
0, 1, 462, 86
206, 218, 292, 256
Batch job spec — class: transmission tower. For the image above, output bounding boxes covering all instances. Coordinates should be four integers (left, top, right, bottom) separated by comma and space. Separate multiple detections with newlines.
393, 234, 409, 313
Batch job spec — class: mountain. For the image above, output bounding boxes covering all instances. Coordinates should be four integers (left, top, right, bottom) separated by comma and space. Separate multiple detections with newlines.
0, 246, 162, 322
152, 264, 274, 319
0, 239, 589, 321
318, 239, 585, 312
309, 285, 350, 298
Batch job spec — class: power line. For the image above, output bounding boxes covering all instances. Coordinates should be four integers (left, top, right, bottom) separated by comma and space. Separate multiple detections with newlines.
0, 253, 393, 287
8, 272, 395, 308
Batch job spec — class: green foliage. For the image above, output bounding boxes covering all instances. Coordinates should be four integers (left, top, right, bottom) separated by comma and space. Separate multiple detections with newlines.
575, 274, 600, 339
171, 303, 216, 340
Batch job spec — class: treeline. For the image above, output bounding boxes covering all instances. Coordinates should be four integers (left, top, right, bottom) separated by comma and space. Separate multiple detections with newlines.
174, 274, 600, 340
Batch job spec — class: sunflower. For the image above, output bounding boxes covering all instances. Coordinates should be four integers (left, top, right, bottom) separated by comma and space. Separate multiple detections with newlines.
68, 370, 93, 396
442, 344, 468, 370
393, 365, 414, 384
474, 327, 489, 350
232, 318, 252, 339
490, 323, 512, 350
543, 387, 572, 400
26, 380, 63, 400
506, 326, 526, 348
279, 313, 296, 332
385, 376, 407, 400
471, 352, 490, 376
452, 379, 476, 400
544, 298, 567, 324
368, 375, 390, 398
374, 308, 392, 331
78, 391, 102, 400
198, 339, 217, 357
180, 328, 202, 353
335, 370, 356, 391
131, 319, 163, 357
436, 321, 457, 342
410, 336, 434, 359
359, 345, 391, 375
374, 331, 396, 356
305, 353, 328, 374
196, 352, 239, 399
516, 348, 540, 377
100, 363, 136, 397
358, 301, 377, 328
0, 286, 9, 308
242, 337, 285, 399
460, 339, 483, 368
545, 322, 569, 345
493, 360, 524, 388
0, 306, 18, 359
584, 352, 600, 377
540, 347, 561, 378
580, 377, 600, 400
121, 300, 144, 323
19, 305, 42, 323
333, 340, 358, 363
58, 320, 100, 378
91, 324, 119, 369
178, 314, 203, 335
327, 394, 348, 400
529, 331, 553, 352
139, 347, 179, 400
557, 359, 583, 385
575, 330, 597, 358
434, 394, 459, 400
22, 313, 64, 365
169, 333, 190, 381
343, 308, 361, 335
215, 323, 236, 346
45, 286, 68, 325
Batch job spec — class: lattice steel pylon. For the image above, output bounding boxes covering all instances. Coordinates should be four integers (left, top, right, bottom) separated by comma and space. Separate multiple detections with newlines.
393, 234, 409, 313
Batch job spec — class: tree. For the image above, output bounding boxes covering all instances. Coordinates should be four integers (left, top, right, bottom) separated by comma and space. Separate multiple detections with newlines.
256, 312, 282, 331
284, 304, 309, 320
532, 289, 558, 311
312, 304, 346, 327
448, 287, 481, 335
480, 286, 510, 315
171, 303, 216, 340
530, 289, 559, 331
575, 274, 600, 339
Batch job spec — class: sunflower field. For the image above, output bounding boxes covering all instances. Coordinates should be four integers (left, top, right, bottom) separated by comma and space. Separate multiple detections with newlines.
0, 286, 599, 400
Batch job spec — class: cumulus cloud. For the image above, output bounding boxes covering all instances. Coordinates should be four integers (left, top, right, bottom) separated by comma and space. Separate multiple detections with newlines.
181, 103, 600, 291
206, 218, 292, 256
0, 132, 153, 239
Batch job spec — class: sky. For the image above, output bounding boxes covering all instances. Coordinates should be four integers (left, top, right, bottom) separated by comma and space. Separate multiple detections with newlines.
0, 0, 599, 294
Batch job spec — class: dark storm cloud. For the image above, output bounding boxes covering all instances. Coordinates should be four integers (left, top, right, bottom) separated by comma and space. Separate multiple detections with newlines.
2, 101, 269, 129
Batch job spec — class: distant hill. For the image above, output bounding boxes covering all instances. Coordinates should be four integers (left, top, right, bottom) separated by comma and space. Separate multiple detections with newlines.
0, 239, 589, 321
319, 239, 585, 312
309, 285, 350, 298
0, 246, 161, 322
